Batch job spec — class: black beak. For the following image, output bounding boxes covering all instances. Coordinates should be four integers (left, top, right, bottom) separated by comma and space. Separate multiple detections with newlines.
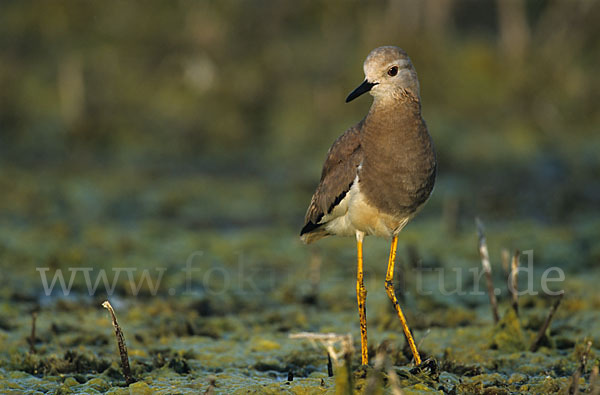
345, 80, 377, 103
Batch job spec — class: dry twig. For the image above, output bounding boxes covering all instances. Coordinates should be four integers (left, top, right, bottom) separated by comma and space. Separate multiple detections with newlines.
290, 332, 353, 393
530, 292, 564, 352
289, 332, 353, 366
570, 339, 593, 395
510, 249, 520, 316
102, 300, 135, 385
28, 311, 38, 354
580, 340, 592, 373
476, 218, 499, 324
417, 328, 431, 350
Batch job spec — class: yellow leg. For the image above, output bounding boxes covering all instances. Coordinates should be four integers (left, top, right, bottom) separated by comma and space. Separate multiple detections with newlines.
356, 233, 368, 365
385, 236, 422, 365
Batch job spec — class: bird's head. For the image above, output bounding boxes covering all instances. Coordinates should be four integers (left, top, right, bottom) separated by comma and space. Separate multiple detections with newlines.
346, 46, 420, 103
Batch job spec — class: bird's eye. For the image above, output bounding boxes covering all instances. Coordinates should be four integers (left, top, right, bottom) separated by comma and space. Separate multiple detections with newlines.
387, 66, 398, 76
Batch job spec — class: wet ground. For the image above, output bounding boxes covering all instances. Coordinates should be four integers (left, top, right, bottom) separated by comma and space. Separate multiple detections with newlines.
0, 162, 598, 394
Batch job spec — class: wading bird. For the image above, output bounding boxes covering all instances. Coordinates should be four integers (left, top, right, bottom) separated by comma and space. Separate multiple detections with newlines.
300, 46, 436, 365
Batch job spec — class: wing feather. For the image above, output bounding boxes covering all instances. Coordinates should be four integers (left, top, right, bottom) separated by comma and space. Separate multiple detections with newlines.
300, 121, 364, 242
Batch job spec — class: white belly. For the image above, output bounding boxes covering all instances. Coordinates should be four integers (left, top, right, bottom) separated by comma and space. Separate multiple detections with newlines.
319, 177, 412, 238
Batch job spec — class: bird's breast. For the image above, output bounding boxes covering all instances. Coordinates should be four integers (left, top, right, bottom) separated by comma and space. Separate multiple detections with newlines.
359, 121, 436, 218
322, 174, 414, 238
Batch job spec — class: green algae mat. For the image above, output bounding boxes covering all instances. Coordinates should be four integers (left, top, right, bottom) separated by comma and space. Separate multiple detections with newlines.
0, 165, 598, 394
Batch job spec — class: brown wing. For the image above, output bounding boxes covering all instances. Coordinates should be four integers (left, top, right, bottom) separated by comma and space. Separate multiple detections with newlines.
300, 121, 364, 243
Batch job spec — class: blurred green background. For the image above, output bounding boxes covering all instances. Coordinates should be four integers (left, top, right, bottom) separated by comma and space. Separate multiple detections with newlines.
1, 0, 599, 230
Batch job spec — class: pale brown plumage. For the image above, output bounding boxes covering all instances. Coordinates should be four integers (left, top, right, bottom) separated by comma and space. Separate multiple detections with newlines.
300, 46, 436, 244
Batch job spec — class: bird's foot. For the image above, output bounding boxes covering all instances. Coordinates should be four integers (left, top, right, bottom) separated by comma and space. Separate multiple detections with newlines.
409, 357, 439, 381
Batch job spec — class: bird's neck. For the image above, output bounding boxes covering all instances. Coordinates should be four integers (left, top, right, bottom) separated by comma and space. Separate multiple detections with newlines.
362, 95, 425, 150
370, 88, 422, 115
